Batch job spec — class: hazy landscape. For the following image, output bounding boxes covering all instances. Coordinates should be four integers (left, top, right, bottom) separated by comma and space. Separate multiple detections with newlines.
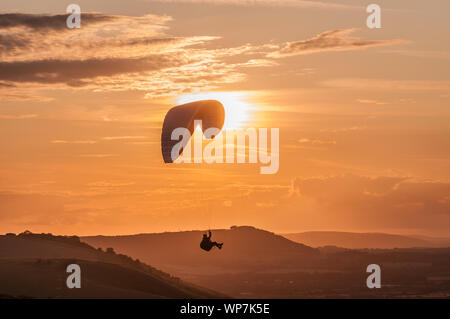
83, 226, 450, 298
283, 231, 450, 249
1, 226, 449, 298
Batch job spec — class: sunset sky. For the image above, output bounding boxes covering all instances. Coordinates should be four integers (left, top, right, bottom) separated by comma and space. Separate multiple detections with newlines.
1, 0, 449, 236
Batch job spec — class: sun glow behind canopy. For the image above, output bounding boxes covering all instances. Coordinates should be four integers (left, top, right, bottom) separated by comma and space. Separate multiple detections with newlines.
176, 91, 252, 130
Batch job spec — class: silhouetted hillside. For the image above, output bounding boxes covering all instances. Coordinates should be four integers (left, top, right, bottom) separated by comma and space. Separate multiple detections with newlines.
83, 226, 450, 298
283, 231, 448, 249
0, 231, 223, 298
83, 226, 319, 275
411, 235, 450, 247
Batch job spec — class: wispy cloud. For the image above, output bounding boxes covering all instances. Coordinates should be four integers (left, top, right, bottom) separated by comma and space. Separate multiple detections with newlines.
101, 136, 148, 141
0, 56, 189, 86
292, 175, 450, 225
51, 136, 149, 144
79, 154, 118, 158
0, 13, 172, 61
322, 78, 450, 91
145, 0, 360, 10
0, 13, 116, 31
298, 138, 336, 145
382, 49, 450, 60
356, 99, 388, 105
51, 140, 97, 144
0, 92, 54, 102
268, 29, 407, 58
0, 114, 37, 119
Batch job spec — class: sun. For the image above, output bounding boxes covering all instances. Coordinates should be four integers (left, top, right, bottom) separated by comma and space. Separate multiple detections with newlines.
175, 91, 251, 130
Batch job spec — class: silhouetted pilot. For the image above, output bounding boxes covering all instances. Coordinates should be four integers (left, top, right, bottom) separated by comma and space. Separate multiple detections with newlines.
200, 230, 223, 251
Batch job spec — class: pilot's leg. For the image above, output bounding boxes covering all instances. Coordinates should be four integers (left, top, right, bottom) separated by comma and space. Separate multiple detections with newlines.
212, 242, 223, 249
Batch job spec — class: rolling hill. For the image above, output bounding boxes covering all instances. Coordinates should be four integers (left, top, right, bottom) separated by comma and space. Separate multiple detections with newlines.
0, 231, 224, 298
83, 226, 320, 276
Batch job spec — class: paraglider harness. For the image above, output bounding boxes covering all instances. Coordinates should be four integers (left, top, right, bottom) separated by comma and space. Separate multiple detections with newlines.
200, 230, 222, 251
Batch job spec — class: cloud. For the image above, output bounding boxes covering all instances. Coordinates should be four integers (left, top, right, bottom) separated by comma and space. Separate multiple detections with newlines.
268, 29, 407, 58
239, 59, 279, 68
0, 12, 204, 63
87, 181, 135, 188
101, 136, 148, 140
322, 78, 450, 91
0, 13, 406, 100
293, 175, 407, 198
50, 136, 149, 146
0, 114, 37, 119
51, 140, 97, 144
0, 13, 175, 62
285, 138, 337, 150
0, 12, 274, 97
0, 55, 188, 85
0, 13, 116, 31
0, 192, 68, 225
79, 154, 118, 158
0, 81, 16, 88
0, 191, 120, 229
290, 175, 450, 231
320, 126, 366, 133
356, 99, 388, 105
298, 138, 336, 145
0, 92, 54, 102
382, 49, 450, 60
146, 0, 360, 10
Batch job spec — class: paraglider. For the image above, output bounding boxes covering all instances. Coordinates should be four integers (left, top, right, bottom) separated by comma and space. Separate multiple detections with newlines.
200, 230, 223, 251
161, 100, 225, 163
161, 99, 226, 252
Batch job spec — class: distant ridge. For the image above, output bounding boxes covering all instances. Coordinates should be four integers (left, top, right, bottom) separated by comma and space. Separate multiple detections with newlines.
283, 231, 450, 249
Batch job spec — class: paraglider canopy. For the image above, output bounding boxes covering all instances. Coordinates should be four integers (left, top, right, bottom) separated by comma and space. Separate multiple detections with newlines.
161, 100, 225, 163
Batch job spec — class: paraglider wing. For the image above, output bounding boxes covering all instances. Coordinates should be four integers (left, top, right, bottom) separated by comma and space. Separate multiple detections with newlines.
161, 100, 225, 163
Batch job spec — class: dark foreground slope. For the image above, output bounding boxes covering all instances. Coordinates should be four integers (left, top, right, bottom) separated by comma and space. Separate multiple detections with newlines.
0, 232, 223, 298
283, 231, 450, 249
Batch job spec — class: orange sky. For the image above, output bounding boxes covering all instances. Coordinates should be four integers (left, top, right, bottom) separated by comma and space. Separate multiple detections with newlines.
1, 0, 449, 236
